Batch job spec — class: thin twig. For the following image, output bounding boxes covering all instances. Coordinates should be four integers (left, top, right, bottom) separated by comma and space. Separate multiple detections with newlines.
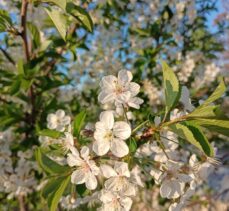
132, 119, 149, 134
0, 47, 16, 65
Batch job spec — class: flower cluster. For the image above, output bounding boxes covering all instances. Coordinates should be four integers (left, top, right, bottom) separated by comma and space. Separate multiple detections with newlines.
37, 69, 228, 211
0, 130, 38, 199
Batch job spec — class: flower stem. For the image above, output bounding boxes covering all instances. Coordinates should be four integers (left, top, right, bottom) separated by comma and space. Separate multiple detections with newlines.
132, 119, 149, 134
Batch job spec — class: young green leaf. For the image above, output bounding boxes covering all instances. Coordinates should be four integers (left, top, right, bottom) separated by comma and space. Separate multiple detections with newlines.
199, 78, 226, 107
0, 9, 13, 32
10, 77, 22, 95
45, 8, 68, 41
42, 176, 66, 199
127, 138, 137, 153
40, 0, 67, 10
187, 105, 226, 119
188, 119, 229, 137
35, 147, 70, 175
27, 22, 41, 49
17, 59, 24, 75
73, 110, 86, 137
37, 129, 62, 138
47, 176, 70, 211
169, 122, 214, 157
66, 2, 93, 32
161, 61, 180, 115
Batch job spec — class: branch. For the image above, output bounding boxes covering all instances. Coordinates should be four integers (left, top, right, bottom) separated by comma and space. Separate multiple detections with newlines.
0, 47, 16, 65
18, 195, 27, 211
20, 0, 30, 61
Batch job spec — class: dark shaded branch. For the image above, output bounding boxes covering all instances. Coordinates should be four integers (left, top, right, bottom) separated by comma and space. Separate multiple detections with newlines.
20, 0, 30, 61
0, 47, 16, 65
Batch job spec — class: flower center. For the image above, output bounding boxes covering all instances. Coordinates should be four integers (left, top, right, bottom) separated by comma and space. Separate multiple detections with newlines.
114, 82, 124, 95
82, 161, 91, 172
104, 131, 113, 141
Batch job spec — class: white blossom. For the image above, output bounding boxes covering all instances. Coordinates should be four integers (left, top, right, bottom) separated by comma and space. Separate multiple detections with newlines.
100, 162, 136, 195
99, 190, 133, 211
93, 111, 131, 157
67, 146, 100, 190
159, 160, 193, 199
47, 109, 71, 132
98, 70, 142, 108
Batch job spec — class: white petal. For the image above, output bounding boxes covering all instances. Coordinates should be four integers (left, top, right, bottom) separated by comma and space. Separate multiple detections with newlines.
61, 116, 71, 125
129, 82, 140, 96
64, 132, 74, 146
113, 122, 131, 140
70, 147, 79, 156
85, 173, 97, 190
56, 109, 65, 118
100, 190, 114, 203
67, 153, 83, 167
118, 70, 133, 85
150, 168, 163, 182
80, 146, 90, 160
71, 169, 86, 184
47, 122, 57, 130
122, 184, 136, 197
127, 97, 143, 109
120, 197, 133, 211
116, 91, 131, 104
98, 91, 115, 104
104, 177, 121, 191
114, 161, 130, 177
92, 140, 110, 156
110, 139, 129, 158
160, 180, 184, 199
169, 202, 183, 211
160, 180, 172, 198
100, 111, 114, 130
89, 160, 100, 175
94, 122, 107, 134
100, 75, 117, 89
100, 164, 117, 178
177, 174, 192, 183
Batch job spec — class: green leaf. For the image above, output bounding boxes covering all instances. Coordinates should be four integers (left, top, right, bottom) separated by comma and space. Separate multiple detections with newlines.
188, 119, 229, 137
199, 78, 226, 107
27, 22, 41, 49
45, 7, 68, 41
66, 2, 93, 32
161, 61, 180, 114
35, 147, 70, 175
127, 138, 137, 153
73, 110, 86, 137
47, 176, 70, 211
17, 59, 24, 75
0, 9, 13, 32
40, 0, 67, 10
169, 122, 214, 157
37, 129, 62, 138
188, 105, 227, 119
42, 176, 66, 198
10, 77, 22, 95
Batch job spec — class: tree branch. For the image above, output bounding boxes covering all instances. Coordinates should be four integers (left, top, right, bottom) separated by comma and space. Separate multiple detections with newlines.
18, 195, 27, 211
20, 0, 30, 61
0, 47, 16, 65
